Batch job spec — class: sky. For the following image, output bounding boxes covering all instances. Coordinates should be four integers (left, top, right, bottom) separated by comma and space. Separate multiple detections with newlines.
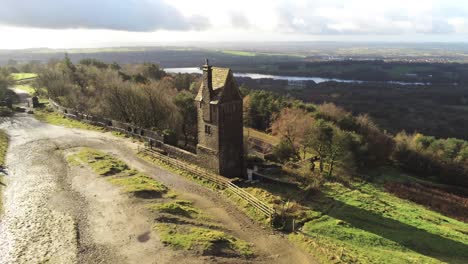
1, 0, 468, 49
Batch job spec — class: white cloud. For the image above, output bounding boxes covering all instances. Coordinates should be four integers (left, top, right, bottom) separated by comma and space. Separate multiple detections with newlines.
0, 0, 468, 48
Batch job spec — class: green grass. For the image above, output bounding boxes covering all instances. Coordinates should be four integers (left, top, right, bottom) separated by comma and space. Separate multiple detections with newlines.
0, 130, 9, 167
67, 147, 128, 175
155, 223, 253, 257
14, 84, 36, 95
11, 73, 37, 81
148, 200, 202, 219
228, 170, 468, 263
244, 127, 280, 145
0, 130, 8, 213
138, 152, 220, 190
108, 174, 168, 196
285, 181, 468, 264
34, 109, 103, 131
68, 148, 168, 197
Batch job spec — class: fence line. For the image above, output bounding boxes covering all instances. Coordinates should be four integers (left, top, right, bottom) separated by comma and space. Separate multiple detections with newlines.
138, 146, 276, 221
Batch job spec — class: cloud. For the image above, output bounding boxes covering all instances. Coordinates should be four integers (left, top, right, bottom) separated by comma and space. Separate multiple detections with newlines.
1, 0, 467, 37
274, 0, 468, 35
230, 12, 251, 28
0, 0, 210, 32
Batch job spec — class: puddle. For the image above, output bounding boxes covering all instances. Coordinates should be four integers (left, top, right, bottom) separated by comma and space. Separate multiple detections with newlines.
137, 231, 151, 243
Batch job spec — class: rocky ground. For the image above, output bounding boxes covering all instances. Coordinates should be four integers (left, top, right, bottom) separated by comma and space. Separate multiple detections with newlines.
0, 90, 315, 264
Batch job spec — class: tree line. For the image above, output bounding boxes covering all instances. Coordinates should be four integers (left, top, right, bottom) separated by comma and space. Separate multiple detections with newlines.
34, 55, 199, 149
11, 56, 468, 188
242, 88, 468, 188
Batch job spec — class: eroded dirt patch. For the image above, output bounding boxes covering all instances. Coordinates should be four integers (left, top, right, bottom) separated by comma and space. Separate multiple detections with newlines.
67, 147, 256, 263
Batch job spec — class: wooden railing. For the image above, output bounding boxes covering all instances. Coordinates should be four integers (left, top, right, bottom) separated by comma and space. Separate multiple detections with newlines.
138, 146, 276, 222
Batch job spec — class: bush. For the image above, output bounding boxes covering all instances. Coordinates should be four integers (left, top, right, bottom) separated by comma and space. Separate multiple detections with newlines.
272, 139, 298, 163
163, 129, 178, 146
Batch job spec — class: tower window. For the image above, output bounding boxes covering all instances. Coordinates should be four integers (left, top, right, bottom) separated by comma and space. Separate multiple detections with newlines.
205, 125, 211, 135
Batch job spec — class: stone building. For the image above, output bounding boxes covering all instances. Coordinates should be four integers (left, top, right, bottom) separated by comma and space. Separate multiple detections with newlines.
195, 60, 244, 178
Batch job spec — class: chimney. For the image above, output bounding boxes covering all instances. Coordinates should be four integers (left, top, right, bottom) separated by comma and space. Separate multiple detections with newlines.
203, 59, 213, 95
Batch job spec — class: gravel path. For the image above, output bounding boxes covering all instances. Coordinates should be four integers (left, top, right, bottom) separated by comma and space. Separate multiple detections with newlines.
0, 90, 316, 264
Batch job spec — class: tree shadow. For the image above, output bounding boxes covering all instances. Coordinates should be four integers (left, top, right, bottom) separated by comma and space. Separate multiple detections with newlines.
309, 196, 468, 263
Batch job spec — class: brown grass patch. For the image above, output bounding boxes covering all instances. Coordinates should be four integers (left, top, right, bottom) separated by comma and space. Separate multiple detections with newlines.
385, 181, 468, 222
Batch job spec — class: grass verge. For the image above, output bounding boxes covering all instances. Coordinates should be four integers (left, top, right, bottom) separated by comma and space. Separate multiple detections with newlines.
139, 152, 278, 226
34, 109, 103, 131
67, 148, 167, 198
0, 130, 8, 167
155, 223, 253, 257
0, 130, 9, 213
138, 152, 220, 190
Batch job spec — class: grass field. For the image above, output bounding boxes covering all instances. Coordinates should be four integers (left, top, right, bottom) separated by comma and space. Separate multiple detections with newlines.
222, 50, 306, 58
244, 127, 280, 145
222, 50, 257, 57
242, 176, 468, 263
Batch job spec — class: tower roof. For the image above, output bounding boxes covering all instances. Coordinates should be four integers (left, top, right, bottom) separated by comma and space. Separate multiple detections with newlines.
196, 67, 238, 103
211, 67, 230, 90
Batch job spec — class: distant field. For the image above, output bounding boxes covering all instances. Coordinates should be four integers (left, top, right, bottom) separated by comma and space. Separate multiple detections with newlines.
222, 50, 256, 57
222, 50, 306, 58
14, 84, 36, 95
11, 73, 37, 80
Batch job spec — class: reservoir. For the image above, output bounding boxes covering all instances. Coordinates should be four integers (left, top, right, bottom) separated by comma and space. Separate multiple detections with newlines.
164, 67, 429, 85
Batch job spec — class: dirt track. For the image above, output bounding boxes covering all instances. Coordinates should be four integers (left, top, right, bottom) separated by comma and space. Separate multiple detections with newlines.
0, 90, 316, 264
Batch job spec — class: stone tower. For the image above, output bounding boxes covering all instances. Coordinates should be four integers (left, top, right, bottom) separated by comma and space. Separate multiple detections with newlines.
195, 60, 244, 178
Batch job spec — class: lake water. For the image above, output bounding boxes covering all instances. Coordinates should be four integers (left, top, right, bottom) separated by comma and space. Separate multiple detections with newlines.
164, 67, 429, 86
